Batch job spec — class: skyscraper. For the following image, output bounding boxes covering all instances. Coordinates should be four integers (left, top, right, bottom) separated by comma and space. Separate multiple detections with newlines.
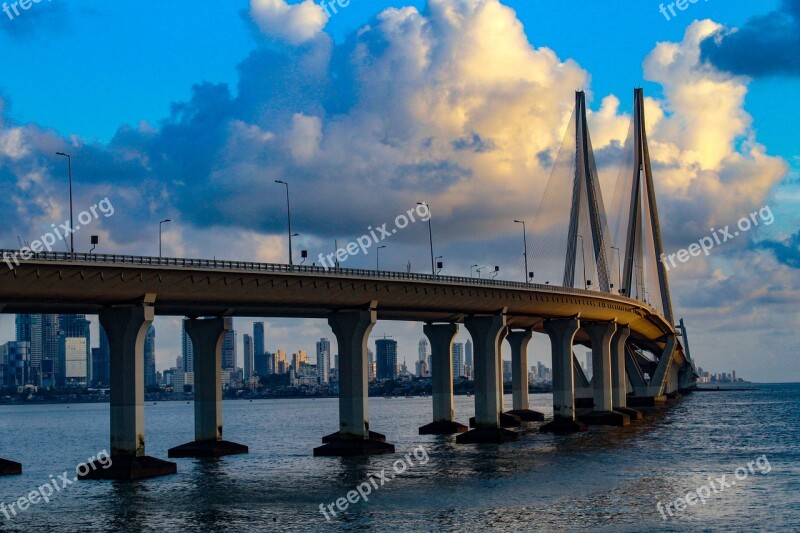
375, 337, 397, 380
316, 338, 331, 384
584, 350, 593, 381
93, 327, 110, 387
243, 334, 254, 380
144, 326, 156, 388
418, 338, 428, 362
56, 315, 90, 387
253, 322, 265, 359
222, 317, 236, 371
452, 342, 465, 378
181, 320, 194, 373
465, 339, 473, 367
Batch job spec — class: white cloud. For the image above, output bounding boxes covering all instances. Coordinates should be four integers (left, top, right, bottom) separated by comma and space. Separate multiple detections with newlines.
250, 0, 328, 45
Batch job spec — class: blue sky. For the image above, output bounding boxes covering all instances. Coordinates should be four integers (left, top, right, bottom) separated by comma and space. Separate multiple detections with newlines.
1, 0, 798, 381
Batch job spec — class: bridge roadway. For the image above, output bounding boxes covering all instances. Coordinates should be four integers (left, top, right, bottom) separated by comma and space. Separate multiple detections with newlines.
0, 250, 677, 353
0, 250, 691, 479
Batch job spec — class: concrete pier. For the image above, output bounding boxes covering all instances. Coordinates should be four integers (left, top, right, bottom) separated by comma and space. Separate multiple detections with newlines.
457, 312, 518, 443
315, 303, 395, 456
505, 329, 544, 422
81, 302, 177, 480
540, 317, 587, 434
611, 326, 642, 421
169, 317, 248, 458
419, 323, 467, 435
0, 458, 21, 476
579, 321, 630, 427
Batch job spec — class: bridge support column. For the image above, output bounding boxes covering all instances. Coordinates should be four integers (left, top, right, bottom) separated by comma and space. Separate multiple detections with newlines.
169, 318, 249, 458
505, 329, 544, 422
419, 323, 467, 435
579, 321, 630, 427
315, 303, 394, 456
610, 326, 641, 421
81, 302, 176, 480
457, 312, 518, 443
540, 318, 586, 434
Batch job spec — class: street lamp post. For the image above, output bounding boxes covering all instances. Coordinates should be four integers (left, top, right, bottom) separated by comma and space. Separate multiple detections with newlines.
275, 180, 293, 265
470, 264, 478, 278
376, 245, 386, 270
159, 219, 171, 258
611, 246, 622, 292
514, 220, 530, 283
571, 233, 587, 289
417, 202, 435, 276
55, 152, 75, 257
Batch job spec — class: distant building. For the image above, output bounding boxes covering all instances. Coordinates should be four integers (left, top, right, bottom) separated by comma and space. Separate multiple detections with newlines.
375, 337, 397, 380
584, 350, 593, 381
452, 342, 465, 378
367, 349, 374, 381
92, 328, 110, 387
503, 360, 512, 382
243, 334, 254, 380
64, 337, 88, 387
464, 339, 474, 380
181, 320, 194, 373
221, 318, 236, 371
1, 341, 30, 387
415, 359, 428, 378
418, 338, 428, 363
144, 326, 156, 388
316, 338, 331, 384
253, 322, 265, 360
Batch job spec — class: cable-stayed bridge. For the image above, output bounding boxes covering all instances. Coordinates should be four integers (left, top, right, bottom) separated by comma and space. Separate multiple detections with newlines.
0, 89, 696, 479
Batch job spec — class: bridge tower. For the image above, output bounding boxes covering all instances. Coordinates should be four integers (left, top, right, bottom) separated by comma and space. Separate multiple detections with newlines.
620, 88, 674, 324
564, 91, 613, 293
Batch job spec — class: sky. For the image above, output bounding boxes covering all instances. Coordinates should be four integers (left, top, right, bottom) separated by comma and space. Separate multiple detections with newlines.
0, 0, 798, 381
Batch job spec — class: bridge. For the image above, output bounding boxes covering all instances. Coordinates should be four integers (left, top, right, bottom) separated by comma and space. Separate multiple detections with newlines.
0, 89, 696, 479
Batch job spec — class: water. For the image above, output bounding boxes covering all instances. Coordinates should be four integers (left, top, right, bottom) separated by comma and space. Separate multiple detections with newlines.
1, 384, 798, 532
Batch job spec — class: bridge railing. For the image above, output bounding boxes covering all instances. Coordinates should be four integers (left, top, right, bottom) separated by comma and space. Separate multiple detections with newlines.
2, 249, 657, 310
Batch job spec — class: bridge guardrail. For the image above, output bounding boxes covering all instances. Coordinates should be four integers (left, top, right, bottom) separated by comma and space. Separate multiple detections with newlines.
2, 249, 658, 312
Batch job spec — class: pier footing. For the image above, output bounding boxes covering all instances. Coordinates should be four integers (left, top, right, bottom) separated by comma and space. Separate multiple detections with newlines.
0, 458, 21, 476
614, 407, 643, 421
505, 409, 545, 422
469, 412, 521, 429
168, 440, 249, 458
456, 427, 518, 444
628, 395, 667, 407
419, 421, 468, 435
78, 455, 176, 481
314, 431, 395, 456
579, 411, 631, 426
539, 416, 588, 434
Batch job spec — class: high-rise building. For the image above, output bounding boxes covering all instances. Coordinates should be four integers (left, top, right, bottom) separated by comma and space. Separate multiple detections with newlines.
253, 322, 265, 362
92, 328, 110, 387
64, 337, 88, 387
40, 314, 60, 387
375, 337, 397, 380
181, 320, 194, 373
243, 334, 254, 380
1, 341, 30, 387
418, 338, 428, 362
465, 339, 473, 378
367, 349, 374, 381
253, 322, 272, 376
222, 317, 236, 371
584, 350, 593, 381
452, 342, 465, 378
316, 338, 331, 384
274, 350, 287, 374
144, 326, 156, 388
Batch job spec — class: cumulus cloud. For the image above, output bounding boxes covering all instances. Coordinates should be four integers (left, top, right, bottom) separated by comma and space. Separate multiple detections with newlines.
700, 0, 800, 77
249, 0, 328, 45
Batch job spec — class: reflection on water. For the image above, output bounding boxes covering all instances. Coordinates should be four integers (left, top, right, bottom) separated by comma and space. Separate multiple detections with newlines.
0, 384, 798, 532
